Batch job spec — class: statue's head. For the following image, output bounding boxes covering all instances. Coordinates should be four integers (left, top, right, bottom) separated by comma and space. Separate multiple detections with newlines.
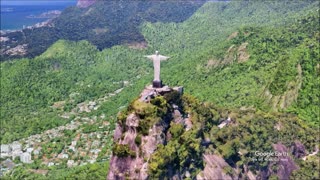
155, 51, 159, 55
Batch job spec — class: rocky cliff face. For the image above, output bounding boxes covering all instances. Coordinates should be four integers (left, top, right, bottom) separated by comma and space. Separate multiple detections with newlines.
107, 85, 237, 179
107, 85, 319, 179
76, 0, 96, 8
107, 85, 184, 179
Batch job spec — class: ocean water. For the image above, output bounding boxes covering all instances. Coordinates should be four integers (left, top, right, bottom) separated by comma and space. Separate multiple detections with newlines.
1, 4, 74, 30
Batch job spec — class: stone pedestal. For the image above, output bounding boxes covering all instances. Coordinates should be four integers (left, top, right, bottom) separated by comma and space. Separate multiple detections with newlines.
139, 85, 183, 102
152, 80, 162, 88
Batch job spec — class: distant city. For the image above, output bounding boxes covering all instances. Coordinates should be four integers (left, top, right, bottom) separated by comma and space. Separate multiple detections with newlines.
1, 2, 73, 30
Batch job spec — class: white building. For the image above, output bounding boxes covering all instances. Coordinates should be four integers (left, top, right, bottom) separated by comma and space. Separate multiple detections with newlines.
0, 144, 11, 153
0, 152, 10, 158
12, 150, 23, 160
67, 160, 75, 167
88, 159, 96, 164
20, 152, 32, 163
218, 122, 227, 129
62, 154, 69, 159
90, 149, 101, 154
71, 141, 77, 146
11, 142, 22, 151
26, 148, 34, 153
69, 146, 76, 152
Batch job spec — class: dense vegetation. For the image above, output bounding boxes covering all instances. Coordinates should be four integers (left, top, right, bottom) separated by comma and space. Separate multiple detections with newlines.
112, 92, 318, 179
150, 95, 318, 179
1, 0, 205, 60
1, 0, 319, 179
0, 38, 156, 143
2, 161, 109, 180
140, 1, 319, 125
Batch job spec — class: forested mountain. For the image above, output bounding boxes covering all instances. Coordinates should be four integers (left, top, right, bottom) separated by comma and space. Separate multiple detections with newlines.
108, 87, 318, 179
1, 0, 319, 179
1, 0, 205, 60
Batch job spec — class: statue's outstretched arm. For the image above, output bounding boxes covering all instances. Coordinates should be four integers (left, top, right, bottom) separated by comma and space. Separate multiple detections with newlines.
159, 55, 170, 61
144, 55, 154, 60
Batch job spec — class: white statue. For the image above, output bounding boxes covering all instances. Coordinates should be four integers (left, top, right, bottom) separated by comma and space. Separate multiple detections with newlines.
145, 51, 170, 88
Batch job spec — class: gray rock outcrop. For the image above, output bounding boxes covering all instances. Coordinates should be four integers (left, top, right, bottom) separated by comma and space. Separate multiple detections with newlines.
107, 85, 184, 180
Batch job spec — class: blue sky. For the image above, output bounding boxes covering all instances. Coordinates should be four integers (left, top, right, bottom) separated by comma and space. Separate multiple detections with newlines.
1, 0, 77, 6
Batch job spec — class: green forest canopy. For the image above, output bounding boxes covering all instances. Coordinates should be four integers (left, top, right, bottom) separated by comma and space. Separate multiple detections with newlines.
0, 1, 319, 178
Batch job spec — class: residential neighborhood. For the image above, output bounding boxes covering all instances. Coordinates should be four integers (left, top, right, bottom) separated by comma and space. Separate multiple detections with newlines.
1, 115, 113, 176
1, 82, 130, 177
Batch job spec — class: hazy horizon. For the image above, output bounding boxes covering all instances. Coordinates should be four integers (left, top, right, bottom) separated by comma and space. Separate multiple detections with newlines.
1, 0, 76, 6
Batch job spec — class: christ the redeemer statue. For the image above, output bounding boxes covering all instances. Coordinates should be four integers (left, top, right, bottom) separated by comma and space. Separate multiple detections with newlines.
145, 51, 170, 88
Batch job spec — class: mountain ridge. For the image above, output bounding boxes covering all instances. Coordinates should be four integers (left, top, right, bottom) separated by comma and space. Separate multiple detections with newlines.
0, 1, 319, 179
0, 0, 206, 61
107, 85, 318, 179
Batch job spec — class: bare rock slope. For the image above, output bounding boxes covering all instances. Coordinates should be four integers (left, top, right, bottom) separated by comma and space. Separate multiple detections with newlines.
107, 85, 236, 179
107, 85, 318, 180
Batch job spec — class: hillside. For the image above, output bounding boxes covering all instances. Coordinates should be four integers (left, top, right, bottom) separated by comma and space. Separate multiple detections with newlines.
1, 0, 318, 143
0, 0, 205, 60
107, 85, 318, 179
1, 0, 319, 179
139, 1, 319, 125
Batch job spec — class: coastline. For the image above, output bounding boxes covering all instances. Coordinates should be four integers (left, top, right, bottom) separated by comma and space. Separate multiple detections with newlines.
1, 4, 70, 31
1, 19, 53, 35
